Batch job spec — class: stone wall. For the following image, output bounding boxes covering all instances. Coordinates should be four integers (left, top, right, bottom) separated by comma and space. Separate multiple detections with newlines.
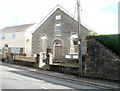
49, 64, 79, 75
84, 37, 120, 81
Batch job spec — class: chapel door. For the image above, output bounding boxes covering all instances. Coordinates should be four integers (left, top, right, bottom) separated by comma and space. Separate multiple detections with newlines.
54, 40, 62, 60
55, 46, 62, 60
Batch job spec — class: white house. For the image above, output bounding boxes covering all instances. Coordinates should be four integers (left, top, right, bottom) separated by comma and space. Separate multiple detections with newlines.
0, 23, 35, 56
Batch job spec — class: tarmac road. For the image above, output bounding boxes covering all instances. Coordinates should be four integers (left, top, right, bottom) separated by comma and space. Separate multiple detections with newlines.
0, 64, 103, 90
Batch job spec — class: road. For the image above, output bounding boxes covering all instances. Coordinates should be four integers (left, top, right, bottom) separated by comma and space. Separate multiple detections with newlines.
1, 64, 104, 90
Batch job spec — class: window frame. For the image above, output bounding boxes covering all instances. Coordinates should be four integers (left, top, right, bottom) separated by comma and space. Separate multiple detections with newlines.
54, 23, 62, 36
2, 35, 5, 40
11, 33, 15, 39
70, 34, 78, 53
40, 35, 47, 52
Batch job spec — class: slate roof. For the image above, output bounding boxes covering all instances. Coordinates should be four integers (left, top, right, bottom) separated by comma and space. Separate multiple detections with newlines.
0, 23, 35, 33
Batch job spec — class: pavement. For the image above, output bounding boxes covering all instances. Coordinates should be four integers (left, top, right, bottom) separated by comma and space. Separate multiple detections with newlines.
1, 62, 120, 89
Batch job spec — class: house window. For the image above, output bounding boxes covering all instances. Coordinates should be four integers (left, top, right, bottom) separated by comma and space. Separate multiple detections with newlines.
41, 35, 47, 52
11, 48, 23, 54
0, 35, 2, 40
55, 23, 62, 36
2, 35, 5, 39
70, 34, 78, 53
11, 33, 15, 38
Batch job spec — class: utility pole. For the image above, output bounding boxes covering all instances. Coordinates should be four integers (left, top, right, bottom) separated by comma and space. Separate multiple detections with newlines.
77, 0, 83, 77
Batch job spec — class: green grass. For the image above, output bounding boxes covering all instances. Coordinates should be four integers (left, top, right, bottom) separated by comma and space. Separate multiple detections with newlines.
93, 34, 120, 56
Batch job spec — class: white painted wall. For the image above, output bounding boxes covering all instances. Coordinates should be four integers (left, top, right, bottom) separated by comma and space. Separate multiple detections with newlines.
0, 24, 35, 56
25, 24, 36, 57
0, 31, 25, 53
25, 34, 32, 57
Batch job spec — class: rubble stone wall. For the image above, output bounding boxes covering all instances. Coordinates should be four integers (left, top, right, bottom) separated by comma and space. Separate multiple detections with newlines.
84, 37, 120, 81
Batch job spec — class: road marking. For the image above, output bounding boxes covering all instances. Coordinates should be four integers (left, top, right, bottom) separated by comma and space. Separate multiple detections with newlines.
41, 86, 48, 89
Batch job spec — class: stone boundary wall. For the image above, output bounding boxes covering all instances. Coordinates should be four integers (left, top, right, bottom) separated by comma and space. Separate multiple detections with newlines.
84, 37, 120, 81
49, 65, 79, 75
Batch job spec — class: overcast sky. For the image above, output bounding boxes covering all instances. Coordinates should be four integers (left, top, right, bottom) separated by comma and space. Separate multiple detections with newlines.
0, 0, 119, 34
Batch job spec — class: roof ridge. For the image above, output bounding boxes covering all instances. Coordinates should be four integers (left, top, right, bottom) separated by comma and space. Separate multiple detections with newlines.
4, 23, 35, 29
0, 23, 35, 33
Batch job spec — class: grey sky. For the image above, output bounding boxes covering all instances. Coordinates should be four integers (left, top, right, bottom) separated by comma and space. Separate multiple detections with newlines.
0, 0, 119, 34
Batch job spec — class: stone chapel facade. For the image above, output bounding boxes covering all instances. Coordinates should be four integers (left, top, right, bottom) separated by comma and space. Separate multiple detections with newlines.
32, 5, 91, 62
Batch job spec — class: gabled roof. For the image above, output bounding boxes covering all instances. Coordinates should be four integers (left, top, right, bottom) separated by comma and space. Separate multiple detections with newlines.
31, 5, 78, 34
0, 23, 35, 33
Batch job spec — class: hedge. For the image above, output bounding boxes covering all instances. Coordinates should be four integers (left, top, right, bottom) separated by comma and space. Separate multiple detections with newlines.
93, 34, 120, 56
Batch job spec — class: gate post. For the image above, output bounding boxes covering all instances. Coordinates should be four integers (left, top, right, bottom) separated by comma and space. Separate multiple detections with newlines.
39, 53, 45, 68
49, 53, 53, 64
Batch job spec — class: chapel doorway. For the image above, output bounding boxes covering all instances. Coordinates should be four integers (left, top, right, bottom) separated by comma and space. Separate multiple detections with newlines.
54, 40, 62, 60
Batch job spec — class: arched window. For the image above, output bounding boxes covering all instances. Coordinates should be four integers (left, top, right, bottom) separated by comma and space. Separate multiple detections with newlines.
70, 34, 78, 53
41, 35, 47, 52
55, 22, 62, 36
